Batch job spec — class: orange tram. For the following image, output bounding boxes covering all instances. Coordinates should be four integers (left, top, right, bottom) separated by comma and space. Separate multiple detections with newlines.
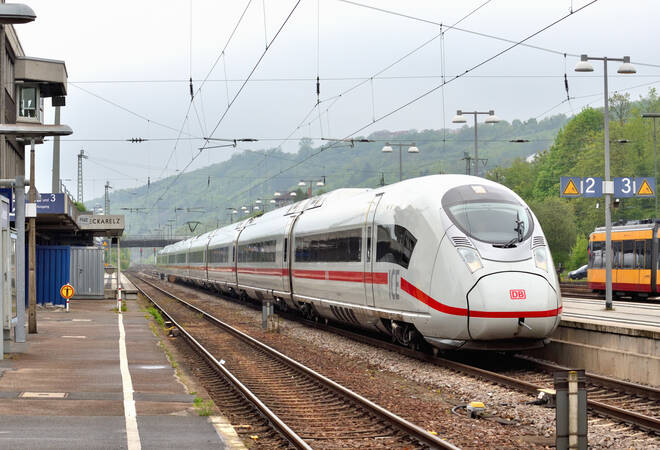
588, 220, 659, 298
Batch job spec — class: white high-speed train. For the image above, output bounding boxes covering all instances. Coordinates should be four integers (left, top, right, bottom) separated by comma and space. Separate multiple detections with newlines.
155, 175, 561, 351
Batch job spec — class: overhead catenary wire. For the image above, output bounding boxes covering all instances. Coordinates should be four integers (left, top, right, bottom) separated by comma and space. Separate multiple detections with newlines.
158, 0, 254, 182
66, 73, 660, 84
150, 0, 303, 213
221, 0, 599, 206
69, 83, 199, 139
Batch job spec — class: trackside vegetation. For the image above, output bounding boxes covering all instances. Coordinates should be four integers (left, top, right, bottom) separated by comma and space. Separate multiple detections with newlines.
488, 90, 660, 271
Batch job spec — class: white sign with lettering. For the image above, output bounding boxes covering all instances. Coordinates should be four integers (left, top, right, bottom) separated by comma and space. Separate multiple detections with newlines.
77, 214, 125, 230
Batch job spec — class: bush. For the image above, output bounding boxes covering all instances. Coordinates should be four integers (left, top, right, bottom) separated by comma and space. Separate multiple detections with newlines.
567, 234, 589, 271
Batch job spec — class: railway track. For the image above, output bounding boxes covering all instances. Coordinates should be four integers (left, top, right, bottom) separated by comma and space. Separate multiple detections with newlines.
129, 273, 457, 449
134, 272, 660, 438
560, 281, 600, 299
560, 281, 660, 303
297, 314, 660, 435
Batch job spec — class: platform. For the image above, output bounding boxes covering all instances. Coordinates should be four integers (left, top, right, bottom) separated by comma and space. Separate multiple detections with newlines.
529, 297, 660, 386
0, 299, 240, 449
104, 272, 138, 300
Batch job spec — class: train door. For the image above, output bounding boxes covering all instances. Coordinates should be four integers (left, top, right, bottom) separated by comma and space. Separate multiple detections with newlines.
635, 240, 650, 291
282, 215, 300, 298
612, 240, 622, 289
364, 193, 383, 308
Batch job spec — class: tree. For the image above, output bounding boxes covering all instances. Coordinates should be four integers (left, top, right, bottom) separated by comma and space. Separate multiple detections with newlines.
528, 197, 577, 266
567, 234, 589, 271
610, 92, 631, 124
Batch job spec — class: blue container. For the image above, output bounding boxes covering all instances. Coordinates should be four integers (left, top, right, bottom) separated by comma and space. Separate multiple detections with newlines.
25, 246, 71, 306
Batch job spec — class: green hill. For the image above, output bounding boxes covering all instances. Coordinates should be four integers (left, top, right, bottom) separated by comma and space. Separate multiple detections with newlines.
89, 114, 567, 237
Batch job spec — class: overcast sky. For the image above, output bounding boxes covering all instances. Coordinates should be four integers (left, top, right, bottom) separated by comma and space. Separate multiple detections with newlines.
14, 0, 660, 202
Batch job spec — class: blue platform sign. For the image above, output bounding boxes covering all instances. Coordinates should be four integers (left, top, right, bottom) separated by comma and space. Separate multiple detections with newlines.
614, 177, 656, 198
581, 177, 602, 198
560, 177, 602, 198
36, 193, 66, 214
560, 177, 581, 197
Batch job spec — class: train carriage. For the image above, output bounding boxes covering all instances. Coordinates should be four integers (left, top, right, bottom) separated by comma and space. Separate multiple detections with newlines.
186, 230, 214, 286
206, 226, 240, 292
588, 220, 658, 297
156, 174, 561, 351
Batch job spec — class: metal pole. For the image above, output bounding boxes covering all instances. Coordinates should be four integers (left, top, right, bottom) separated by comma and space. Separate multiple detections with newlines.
473, 114, 479, 177
15, 176, 26, 343
52, 107, 61, 193
654, 118, 657, 219
603, 59, 613, 311
28, 139, 37, 333
398, 145, 403, 181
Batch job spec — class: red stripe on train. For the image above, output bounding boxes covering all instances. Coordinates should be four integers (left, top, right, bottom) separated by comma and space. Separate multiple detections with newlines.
400, 278, 561, 318
292, 269, 388, 284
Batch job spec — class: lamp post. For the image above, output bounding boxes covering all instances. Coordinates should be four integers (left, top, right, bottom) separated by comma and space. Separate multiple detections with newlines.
452, 110, 499, 177
298, 176, 325, 197
225, 207, 238, 223
381, 143, 419, 181
575, 54, 637, 311
642, 113, 660, 219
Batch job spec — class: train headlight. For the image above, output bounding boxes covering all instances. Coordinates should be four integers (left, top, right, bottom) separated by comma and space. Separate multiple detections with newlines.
457, 247, 483, 273
533, 247, 548, 272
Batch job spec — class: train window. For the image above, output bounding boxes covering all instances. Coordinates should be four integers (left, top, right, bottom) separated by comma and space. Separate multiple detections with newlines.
295, 229, 362, 262
376, 225, 417, 269
441, 184, 533, 245
175, 253, 186, 264
208, 247, 229, 263
622, 241, 634, 269
366, 226, 372, 263
612, 241, 622, 269
589, 241, 604, 269
189, 251, 204, 263
634, 240, 645, 269
168, 254, 175, 264
284, 238, 288, 263
238, 240, 277, 263
648, 239, 654, 269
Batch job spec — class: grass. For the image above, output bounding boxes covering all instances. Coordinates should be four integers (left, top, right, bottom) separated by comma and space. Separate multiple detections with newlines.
193, 396, 214, 416
147, 306, 165, 328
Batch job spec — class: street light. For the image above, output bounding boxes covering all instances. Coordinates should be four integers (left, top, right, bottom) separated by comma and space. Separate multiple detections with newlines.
575, 54, 637, 311
642, 113, 660, 219
0, 3, 36, 23
381, 143, 419, 181
298, 176, 326, 197
452, 109, 500, 177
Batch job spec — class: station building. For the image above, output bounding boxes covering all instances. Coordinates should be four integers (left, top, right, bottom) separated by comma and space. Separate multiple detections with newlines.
0, 3, 123, 359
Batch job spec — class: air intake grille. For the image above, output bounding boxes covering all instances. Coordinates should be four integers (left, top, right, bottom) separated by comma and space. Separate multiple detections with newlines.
532, 236, 545, 247
451, 236, 473, 248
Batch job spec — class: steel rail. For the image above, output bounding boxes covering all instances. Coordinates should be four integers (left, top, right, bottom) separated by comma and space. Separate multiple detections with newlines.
133, 274, 458, 450
137, 272, 660, 435
513, 355, 660, 433
288, 307, 660, 434
131, 277, 311, 450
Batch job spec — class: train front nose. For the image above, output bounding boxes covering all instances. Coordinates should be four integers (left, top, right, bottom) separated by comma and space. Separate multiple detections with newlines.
467, 272, 560, 340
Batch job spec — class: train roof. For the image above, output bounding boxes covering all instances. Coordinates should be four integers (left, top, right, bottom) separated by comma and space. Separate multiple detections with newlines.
158, 174, 526, 253
592, 219, 660, 234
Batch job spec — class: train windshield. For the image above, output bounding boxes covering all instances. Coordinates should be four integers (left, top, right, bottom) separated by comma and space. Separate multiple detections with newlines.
442, 184, 533, 245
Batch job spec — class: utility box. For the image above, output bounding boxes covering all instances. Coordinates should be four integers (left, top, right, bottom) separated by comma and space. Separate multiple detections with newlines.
70, 247, 104, 299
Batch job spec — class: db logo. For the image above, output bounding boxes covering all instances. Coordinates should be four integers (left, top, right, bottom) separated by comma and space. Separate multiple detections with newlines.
509, 289, 526, 300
